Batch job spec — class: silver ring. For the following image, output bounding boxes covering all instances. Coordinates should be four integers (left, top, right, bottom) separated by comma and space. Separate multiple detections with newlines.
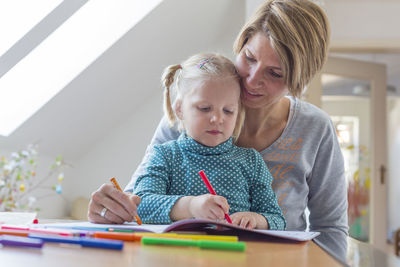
100, 207, 107, 218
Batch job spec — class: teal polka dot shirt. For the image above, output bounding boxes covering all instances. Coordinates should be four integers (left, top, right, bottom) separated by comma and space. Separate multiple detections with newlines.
133, 133, 286, 230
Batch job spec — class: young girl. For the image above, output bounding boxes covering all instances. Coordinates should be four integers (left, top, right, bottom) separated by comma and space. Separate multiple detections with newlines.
133, 53, 285, 230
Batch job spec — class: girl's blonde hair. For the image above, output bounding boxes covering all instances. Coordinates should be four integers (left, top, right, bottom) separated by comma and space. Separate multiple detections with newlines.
233, 0, 330, 98
162, 53, 245, 140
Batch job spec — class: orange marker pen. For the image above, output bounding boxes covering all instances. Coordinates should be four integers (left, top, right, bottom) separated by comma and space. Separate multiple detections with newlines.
110, 177, 142, 225
93, 231, 141, 242
0, 229, 29, 237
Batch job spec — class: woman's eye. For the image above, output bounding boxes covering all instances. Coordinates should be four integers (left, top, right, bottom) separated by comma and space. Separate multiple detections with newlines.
245, 55, 256, 62
270, 70, 283, 79
244, 52, 256, 62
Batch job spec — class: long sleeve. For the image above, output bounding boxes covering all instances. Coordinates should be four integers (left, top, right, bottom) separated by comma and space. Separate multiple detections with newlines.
133, 145, 183, 224
260, 97, 348, 244
307, 120, 348, 239
250, 151, 286, 230
125, 116, 180, 192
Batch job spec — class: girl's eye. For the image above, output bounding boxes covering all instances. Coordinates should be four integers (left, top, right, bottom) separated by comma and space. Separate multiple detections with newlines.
198, 107, 210, 112
223, 109, 234, 114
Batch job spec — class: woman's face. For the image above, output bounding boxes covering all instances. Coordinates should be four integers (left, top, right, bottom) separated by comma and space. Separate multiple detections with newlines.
235, 32, 289, 109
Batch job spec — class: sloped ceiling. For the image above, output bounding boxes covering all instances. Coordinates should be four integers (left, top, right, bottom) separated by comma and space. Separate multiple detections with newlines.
0, 0, 244, 160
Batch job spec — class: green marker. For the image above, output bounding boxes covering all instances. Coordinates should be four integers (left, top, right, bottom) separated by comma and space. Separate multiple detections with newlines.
141, 237, 246, 251
108, 228, 135, 233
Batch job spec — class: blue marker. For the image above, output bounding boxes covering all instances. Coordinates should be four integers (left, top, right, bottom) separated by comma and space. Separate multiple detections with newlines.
41, 225, 109, 232
29, 234, 123, 250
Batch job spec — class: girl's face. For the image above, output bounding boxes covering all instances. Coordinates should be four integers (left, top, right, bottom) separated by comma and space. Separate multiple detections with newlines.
235, 32, 289, 109
175, 77, 240, 147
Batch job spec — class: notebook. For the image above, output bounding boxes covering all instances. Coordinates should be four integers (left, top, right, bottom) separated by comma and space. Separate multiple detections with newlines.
37, 218, 319, 242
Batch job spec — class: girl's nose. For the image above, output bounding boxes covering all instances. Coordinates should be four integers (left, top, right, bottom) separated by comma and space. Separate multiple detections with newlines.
210, 112, 223, 124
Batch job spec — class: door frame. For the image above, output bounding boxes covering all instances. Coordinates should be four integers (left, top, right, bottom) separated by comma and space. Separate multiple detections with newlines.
307, 56, 388, 250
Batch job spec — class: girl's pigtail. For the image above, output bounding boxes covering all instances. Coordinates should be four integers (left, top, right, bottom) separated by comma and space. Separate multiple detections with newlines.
161, 64, 182, 126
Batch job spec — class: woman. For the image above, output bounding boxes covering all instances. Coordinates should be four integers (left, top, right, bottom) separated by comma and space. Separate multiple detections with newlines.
88, 0, 348, 252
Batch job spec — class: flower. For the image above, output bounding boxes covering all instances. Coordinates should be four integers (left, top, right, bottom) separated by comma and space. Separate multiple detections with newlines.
0, 144, 68, 212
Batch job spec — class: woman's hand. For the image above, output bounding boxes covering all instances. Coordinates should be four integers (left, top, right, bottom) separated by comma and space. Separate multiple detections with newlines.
230, 212, 269, 229
88, 184, 141, 224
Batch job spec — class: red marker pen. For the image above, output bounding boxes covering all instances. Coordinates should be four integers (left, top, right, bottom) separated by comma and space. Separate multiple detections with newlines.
198, 170, 232, 224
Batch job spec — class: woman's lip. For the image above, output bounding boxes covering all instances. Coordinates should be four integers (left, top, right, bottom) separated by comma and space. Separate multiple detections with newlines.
242, 86, 262, 98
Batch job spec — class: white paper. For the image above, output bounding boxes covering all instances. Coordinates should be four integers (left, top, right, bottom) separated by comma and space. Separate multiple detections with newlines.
0, 212, 37, 225
38, 221, 170, 233
253, 229, 320, 241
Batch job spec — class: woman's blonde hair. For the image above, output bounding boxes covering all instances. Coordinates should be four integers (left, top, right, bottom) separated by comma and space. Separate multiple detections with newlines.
162, 53, 245, 140
233, 0, 330, 97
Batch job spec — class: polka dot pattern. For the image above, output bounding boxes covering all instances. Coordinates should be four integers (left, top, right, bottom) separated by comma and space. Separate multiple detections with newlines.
133, 133, 286, 230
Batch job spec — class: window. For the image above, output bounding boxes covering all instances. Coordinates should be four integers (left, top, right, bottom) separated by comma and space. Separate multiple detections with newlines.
0, 0, 162, 136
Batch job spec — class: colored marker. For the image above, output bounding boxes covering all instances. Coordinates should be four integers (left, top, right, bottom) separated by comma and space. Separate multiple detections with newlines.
135, 233, 238, 242
28, 228, 78, 236
141, 237, 246, 251
93, 231, 141, 242
198, 170, 233, 224
1, 226, 29, 231
41, 225, 108, 232
29, 234, 123, 250
1, 225, 84, 236
93, 231, 238, 242
0, 229, 29, 237
110, 177, 142, 225
108, 228, 135, 233
0, 235, 44, 248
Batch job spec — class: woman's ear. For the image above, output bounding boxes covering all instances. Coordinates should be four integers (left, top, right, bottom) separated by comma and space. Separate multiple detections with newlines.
174, 100, 183, 120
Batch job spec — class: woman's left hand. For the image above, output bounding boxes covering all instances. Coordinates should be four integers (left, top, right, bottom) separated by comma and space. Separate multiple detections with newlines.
230, 212, 268, 229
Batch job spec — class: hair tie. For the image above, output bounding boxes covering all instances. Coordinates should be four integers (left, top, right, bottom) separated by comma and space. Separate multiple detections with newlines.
197, 57, 214, 69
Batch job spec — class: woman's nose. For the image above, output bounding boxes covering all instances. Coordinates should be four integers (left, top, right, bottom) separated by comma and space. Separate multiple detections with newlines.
247, 66, 264, 88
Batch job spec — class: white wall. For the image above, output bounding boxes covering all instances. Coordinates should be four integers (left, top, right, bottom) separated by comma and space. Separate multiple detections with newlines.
64, 93, 163, 207
324, 1, 400, 42
246, 0, 400, 43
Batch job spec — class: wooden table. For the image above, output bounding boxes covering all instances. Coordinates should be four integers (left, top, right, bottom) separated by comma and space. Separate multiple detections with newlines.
0, 238, 342, 267
346, 238, 400, 267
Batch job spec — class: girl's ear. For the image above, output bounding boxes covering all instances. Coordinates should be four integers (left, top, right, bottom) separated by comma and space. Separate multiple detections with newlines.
174, 100, 183, 120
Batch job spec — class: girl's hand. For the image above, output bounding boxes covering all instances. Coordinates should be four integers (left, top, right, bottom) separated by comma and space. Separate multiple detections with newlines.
189, 194, 230, 221
230, 212, 269, 229
88, 183, 141, 224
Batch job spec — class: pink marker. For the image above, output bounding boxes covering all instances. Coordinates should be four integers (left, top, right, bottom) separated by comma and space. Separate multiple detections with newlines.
198, 170, 233, 224
1, 225, 79, 236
